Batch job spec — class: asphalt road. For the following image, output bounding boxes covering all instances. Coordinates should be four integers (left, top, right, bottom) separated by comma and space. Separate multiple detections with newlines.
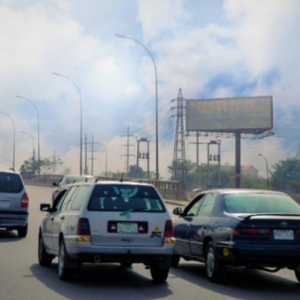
1, 185, 300, 300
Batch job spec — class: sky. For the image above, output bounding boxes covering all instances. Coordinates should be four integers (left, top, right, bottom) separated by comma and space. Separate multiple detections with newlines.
0, 0, 299, 179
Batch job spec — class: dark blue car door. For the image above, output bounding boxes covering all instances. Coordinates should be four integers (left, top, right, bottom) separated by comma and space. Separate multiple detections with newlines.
189, 193, 218, 258
174, 195, 204, 256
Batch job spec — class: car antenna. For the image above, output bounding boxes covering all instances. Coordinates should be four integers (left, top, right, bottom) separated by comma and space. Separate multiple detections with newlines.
120, 172, 124, 182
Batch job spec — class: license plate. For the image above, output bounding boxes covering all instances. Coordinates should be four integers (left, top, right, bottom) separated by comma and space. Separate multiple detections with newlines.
117, 223, 138, 234
0, 200, 10, 208
273, 230, 294, 240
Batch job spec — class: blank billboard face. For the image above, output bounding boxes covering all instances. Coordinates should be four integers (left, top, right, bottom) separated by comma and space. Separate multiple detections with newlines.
186, 96, 273, 133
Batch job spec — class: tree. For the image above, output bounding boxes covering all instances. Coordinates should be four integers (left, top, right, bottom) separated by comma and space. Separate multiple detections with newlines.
128, 165, 146, 179
20, 157, 53, 174
270, 157, 300, 193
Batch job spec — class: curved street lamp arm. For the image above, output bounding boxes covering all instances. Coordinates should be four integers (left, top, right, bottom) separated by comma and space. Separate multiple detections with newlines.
53, 72, 83, 176
15, 95, 40, 175
114, 33, 159, 179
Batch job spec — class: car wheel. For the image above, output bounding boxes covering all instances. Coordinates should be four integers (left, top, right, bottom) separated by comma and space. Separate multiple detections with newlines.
120, 262, 132, 268
205, 241, 227, 283
58, 240, 75, 281
17, 223, 28, 238
38, 233, 54, 267
171, 254, 180, 268
295, 270, 300, 282
150, 263, 170, 282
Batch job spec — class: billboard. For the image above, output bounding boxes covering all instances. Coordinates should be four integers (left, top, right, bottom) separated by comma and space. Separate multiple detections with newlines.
186, 96, 273, 133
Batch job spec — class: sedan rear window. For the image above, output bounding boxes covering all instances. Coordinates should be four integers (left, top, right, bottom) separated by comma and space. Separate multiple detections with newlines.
224, 193, 300, 214
0, 172, 23, 193
88, 184, 165, 212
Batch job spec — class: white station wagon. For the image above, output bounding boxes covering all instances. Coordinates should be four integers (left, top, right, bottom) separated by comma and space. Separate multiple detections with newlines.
39, 181, 176, 281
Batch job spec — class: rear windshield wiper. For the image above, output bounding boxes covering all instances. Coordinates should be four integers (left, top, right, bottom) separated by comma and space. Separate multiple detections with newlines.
120, 208, 147, 216
243, 213, 300, 220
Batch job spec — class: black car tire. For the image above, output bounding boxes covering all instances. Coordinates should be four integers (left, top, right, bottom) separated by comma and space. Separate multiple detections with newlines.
120, 262, 133, 268
38, 233, 54, 267
58, 240, 75, 281
171, 254, 180, 268
17, 223, 28, 238
150, 263, 169, 282
205, 241, 227, 283
295, 270, 300, 282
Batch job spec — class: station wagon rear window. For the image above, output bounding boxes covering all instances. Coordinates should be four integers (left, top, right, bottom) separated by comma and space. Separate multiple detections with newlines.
88, 184, 165, 212
0, 172, 23, 193
223, 193, 300, 214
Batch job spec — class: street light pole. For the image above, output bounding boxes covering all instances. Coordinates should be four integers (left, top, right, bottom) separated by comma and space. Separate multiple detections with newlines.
115, 33, 159, 180
0, 111, 15, 169
53, 72, 83, 176
259, 154, 269, 189
21, 131, 35, 160
16, 96, 40, 175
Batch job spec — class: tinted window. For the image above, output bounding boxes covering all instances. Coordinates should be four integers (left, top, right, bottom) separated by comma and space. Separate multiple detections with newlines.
70, 186, 90, 210
53, 190, 67, 210
65, 176, 82, 184
0, 172, 23, 193
88, 184, 165, 212
198, 193, 217, 216
223, 193, 300, 214
60, 186, 79, 211
185, 199, 202, 216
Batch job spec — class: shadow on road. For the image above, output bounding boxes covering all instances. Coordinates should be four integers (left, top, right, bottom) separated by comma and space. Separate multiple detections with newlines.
170, 262, 300, 299
30, 263, 173, 300
0, 229, 22, 242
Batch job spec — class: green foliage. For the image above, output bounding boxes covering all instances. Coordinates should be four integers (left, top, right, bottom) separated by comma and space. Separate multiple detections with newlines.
20, 156, 52, 174
270, 157, 300, 193
168, 159, 266, 191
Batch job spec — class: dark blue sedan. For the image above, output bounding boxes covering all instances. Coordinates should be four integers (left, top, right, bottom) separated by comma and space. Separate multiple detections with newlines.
172, 189, 300, 283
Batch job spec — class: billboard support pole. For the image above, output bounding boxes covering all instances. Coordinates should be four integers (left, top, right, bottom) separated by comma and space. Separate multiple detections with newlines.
235, 132, 241, 188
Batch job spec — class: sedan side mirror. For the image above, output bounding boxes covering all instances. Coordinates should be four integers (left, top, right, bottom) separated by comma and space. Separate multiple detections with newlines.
40, 203, 51, 212
52, 182, 58, 187
173, 207, 183, 216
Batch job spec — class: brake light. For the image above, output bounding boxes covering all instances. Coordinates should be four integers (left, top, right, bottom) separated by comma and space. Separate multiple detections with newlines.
77, 218, 91, 235
164, 220, 173, 238
21, 192, 29, 208
231, 228, 270, 235
296, 230, 300, 236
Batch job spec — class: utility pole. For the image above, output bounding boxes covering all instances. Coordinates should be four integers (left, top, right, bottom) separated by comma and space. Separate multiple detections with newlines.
136, 137, 150, 178
50, 150, 62, 175
84, 134, 89, 174
89, 135, 98, 175
207, 140, 221, 187
122, 126, 134, 174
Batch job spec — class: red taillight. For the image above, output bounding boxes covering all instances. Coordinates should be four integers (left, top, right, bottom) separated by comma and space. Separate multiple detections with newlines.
21, 192, 29, 208
164, 220, 173, 238
77, 218, 91, 235
296, 230, 300, 236
231, 228, 271, 235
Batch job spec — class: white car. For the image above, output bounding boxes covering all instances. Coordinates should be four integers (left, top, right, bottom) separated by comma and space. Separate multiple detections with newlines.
39, 181, 176, 281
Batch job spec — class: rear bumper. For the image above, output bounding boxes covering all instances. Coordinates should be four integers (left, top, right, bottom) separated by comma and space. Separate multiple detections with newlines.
215, 242, 300, 267
64, 236, 175, 264
0, 212, 28, 228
